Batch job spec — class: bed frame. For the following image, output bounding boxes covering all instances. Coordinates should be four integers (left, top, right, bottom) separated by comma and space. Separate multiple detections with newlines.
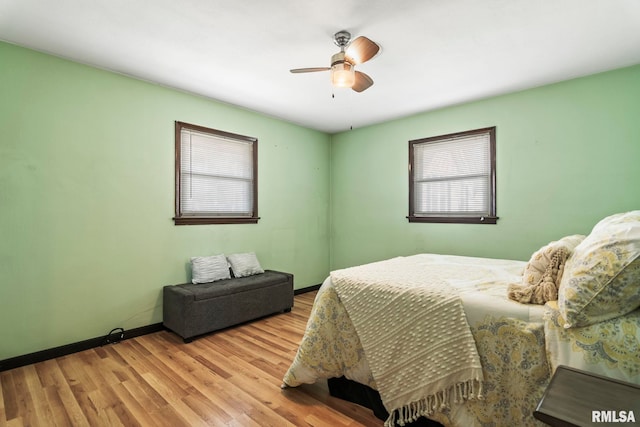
328, 376, 444, 427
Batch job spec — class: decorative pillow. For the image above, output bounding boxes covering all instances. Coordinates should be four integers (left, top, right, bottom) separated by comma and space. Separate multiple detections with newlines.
227, 252, 264, 278
508, 234, 585, 304
190, 254, 231, 284
522, 235, 586, 287
558, 211, 640, 328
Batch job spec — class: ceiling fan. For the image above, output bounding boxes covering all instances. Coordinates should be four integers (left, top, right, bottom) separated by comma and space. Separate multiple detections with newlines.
290, 31, 380, 93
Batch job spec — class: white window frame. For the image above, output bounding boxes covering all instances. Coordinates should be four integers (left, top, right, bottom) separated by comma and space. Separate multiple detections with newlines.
174, 121, 259, 225
408, 126, 497, 224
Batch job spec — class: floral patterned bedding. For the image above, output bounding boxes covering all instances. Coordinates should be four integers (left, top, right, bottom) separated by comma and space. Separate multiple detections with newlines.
282, 254, 640, 427
545, 301, 640, 383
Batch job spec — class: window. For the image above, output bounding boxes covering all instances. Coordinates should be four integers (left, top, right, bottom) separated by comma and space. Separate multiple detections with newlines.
174, 121, 258, 225
408, 126, 497, 224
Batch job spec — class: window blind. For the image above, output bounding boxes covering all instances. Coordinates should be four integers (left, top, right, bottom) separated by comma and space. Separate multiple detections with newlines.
180, 128, 254, 216
413, 132, 491, 216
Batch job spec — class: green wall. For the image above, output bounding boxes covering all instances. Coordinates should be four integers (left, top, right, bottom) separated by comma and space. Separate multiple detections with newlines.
2, 40, 639, 361
0, 42, 330, 360
330, 64, 640, 269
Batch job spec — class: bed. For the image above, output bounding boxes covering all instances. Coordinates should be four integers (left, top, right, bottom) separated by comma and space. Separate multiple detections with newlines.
281, 211, 640, 427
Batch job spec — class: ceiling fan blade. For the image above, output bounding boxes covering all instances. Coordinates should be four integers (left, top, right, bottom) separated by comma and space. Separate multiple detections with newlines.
290, 67, 330, 73
352, 71, 373, 92
345, 36, 380, 64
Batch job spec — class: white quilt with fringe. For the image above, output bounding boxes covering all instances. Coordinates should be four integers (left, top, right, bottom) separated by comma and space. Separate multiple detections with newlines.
330, 256, 484, 427
282, 254, 552, 427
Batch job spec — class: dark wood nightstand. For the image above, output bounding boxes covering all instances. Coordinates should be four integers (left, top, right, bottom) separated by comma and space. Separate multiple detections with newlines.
534, 365, 640, 426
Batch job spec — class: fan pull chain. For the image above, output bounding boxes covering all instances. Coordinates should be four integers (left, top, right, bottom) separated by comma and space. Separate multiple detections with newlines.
330, 91, 354, 130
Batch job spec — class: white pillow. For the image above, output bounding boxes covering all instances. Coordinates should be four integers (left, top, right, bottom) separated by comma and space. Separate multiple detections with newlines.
227, 252, 264, 278
190, 254, 231, 284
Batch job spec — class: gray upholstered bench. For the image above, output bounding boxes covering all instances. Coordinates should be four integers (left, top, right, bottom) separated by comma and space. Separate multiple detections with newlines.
163, 270, 294, 342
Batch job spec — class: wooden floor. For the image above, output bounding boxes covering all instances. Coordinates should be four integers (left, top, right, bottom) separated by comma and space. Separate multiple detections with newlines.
0, 291, 383, 427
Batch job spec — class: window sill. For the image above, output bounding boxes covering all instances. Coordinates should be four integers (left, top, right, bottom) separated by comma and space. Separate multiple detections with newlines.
174, 216, 260, 225
407, 215, 498, 224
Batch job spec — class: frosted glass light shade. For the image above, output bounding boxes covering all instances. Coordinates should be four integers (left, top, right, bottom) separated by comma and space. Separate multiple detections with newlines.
331, 62, 355, 88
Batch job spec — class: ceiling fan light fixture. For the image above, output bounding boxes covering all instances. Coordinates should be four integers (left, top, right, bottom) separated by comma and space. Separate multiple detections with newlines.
290, 32, 379, 93
330, 51, 355, 88
331, 62, 355, 88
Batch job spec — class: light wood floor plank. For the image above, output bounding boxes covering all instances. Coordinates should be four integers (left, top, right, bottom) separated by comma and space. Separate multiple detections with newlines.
49, 364, 91, 427
22, 364, 57, 425
0, 384, 6, 427
42, 386, 73, 427
0, 372, 17, 422
118, 377, 166, 417
5, 418, 24, 427
10, 368, 38, 426
1, 291, 383, 426
180, 389, 233, 426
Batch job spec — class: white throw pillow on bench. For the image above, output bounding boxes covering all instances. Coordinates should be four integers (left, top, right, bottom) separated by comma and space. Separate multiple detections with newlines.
227, 252, 264, 278
191, 254, 231, 284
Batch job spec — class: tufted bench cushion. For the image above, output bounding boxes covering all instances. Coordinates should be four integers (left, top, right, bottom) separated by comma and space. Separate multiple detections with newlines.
163, 270, 294, 342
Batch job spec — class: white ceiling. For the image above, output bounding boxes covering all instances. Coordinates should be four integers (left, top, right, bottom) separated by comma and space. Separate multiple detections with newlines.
1, 0, 640, 134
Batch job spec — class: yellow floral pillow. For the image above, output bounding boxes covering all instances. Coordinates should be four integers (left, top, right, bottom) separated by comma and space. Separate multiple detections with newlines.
558, 211, 640, 328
